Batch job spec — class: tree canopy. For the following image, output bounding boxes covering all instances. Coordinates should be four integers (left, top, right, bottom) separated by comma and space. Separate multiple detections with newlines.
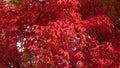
0, 0, 120, 68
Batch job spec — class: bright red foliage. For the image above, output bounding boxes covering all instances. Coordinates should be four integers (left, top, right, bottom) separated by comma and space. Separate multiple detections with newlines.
0, 0, 120, 68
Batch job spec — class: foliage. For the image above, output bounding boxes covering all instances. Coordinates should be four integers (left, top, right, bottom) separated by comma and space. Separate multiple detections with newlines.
0, 0, 120, 68
10, 0, 22, 4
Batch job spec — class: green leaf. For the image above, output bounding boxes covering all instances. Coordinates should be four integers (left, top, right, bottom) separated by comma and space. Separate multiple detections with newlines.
10, 0, 22, 5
